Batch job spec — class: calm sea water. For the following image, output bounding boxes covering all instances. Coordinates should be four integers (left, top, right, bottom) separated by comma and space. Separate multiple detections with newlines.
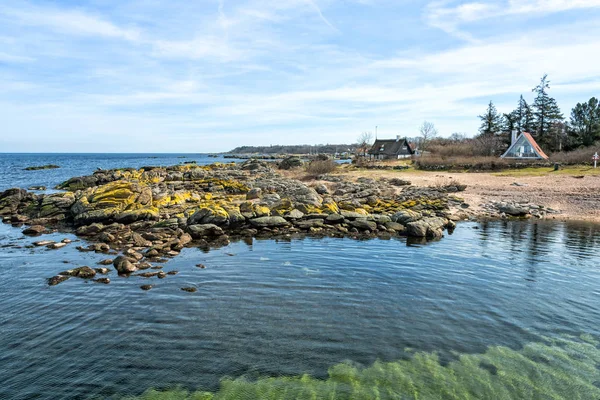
0, 153, 241, 192
1, 154, 600, 399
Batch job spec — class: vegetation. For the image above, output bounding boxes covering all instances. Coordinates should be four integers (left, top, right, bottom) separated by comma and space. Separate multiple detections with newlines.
304, 159, 338, 178
473, 74, 598, 156
128, 334, 600, 400
228, 144, 356, 155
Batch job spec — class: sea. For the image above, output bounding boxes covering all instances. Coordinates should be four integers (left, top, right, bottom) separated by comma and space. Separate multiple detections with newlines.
1, 153, 600, 399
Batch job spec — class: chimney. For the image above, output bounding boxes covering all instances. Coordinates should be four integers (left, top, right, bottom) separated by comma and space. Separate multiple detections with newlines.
511, 129, 517, 145
396, 135, 401, 142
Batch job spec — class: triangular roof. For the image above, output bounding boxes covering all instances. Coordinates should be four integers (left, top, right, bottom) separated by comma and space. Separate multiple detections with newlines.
501, 132, 549, 160
368, 138, 415, 156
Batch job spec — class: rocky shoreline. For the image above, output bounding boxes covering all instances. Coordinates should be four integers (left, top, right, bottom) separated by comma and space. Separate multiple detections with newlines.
0, 160, 499, 286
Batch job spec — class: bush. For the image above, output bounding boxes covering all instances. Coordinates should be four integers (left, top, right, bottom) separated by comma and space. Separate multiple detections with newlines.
414, 156, 550, 171
550, 146, 600, 165
305, 160, 338, 177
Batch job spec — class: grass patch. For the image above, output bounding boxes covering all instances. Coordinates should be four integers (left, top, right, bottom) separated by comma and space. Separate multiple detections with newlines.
493, 166, 600, 177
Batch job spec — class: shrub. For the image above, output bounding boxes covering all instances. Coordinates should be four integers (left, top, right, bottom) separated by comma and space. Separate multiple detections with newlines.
550, 146, 600, 165
305, 160, 337, 177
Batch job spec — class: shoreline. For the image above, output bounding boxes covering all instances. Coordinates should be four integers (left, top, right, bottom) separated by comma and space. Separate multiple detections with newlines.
1, 159, 598, 285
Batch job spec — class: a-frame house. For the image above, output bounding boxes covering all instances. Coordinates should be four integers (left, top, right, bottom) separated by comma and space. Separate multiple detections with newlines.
501, 132, 549, 160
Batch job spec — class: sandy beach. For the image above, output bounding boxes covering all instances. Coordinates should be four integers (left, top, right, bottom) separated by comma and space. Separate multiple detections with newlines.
308, 165, 600, 223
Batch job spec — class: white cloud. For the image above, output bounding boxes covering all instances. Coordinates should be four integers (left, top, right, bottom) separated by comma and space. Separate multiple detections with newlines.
427, 0, 600, 40
0, 3, 139, 40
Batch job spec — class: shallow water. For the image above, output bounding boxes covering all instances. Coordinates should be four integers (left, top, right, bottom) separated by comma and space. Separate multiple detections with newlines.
1, 220, 600, 399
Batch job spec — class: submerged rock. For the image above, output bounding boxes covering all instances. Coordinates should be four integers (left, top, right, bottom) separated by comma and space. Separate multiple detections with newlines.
59, 266, 96, 279
48, 275, 69, 286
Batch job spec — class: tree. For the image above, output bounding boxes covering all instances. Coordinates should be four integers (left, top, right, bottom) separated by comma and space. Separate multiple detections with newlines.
418, 121, 438, 151
356, 131, 373, 156
531, 74, 563, 149
478, 101, 502, 136
569, 97, 600, 147
512, 95, 535, 134
449, 132, 468, 141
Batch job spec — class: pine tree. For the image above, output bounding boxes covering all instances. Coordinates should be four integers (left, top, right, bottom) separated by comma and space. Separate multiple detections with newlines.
478, 101, 502, 136
513, 95, 533, 134
531, 74, 563, 149
569, 97, 600, 147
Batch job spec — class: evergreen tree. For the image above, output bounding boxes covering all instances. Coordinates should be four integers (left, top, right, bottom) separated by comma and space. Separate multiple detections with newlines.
478, 101, 502, 136
512, 95, 534, 134
522, 101, 535, 133
569, 97, 600, 147
531, 74, 563, 149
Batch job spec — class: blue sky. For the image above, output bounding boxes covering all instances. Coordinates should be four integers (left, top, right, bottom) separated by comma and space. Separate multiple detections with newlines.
1, 0, 600, 152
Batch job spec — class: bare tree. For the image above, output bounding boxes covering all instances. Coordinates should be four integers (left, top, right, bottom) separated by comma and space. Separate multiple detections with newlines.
356, 131, 373, 157
418, 121, 438, 152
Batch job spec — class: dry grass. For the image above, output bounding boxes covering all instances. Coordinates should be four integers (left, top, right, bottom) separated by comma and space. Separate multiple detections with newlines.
304, 159, 338, 179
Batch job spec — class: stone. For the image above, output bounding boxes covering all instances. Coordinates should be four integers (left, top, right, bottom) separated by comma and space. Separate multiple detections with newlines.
181, 287, 197, 293
391, 210, 422, 225
48, 275, 69, 286
286, 209, 305, 219
47, 242, 67, 250
406, 217, 447, 238
94, 267, 110, 274
294, 219, 325, 229
314, 184, 329, 195
188, 223, 224, 238
93, 278, 110, 284
98, 259, 113, 265
249, 216, 289, 228
33, 240, 55, 247
59, 266, 96, 279
140, 284, 153, 290
498, 204, 530, 216
113, 255, 137, 274
246, 187, 262, 200
124, 249, 144, 261
22, 225, 45, 235
98, 232, 116, 243
157, 271, 167, 279
325, 213, 345, 224
348, 219, 377, 231
278, 156, 304, 170
76, 223, 105, 236
132, 232, 152, 247
384, 221, 405, 232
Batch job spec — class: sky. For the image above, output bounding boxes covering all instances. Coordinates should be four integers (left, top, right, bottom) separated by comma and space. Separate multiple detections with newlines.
1, 0, 600, 153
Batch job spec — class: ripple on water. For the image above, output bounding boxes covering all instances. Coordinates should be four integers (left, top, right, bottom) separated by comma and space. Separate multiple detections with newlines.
0, 220, 599, 399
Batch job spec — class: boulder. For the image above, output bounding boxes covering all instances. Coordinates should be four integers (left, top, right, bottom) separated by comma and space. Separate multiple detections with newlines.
406, 217, 447, 238
22, 225, 46, 235
391, 210, 422, 225
48, 275, 69, 286
348, 219, 377, 231
246, 188, 262, 200
314, 184, 329, 195
498, 204, 530, 217
59, 266, 96, 279
294, 219, 325, 229
286, 209, 305, 219
113, 255, 137, 274
132, 232, 152, 247
279, 156, 304, 170
384, 221, 405, 232
325, 213, 345, 224
188, 207, 229, 226
187, 224, 225, 238
249, 216, 289, 228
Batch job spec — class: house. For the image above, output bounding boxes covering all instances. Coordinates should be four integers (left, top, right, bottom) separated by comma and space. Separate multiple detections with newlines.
501, 131, 549, 160
368, 136, 415, 160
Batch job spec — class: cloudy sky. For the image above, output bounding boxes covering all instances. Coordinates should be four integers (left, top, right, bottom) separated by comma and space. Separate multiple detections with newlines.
1, 0, 600, 152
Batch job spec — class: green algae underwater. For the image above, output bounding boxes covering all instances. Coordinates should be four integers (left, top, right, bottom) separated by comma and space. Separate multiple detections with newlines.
126, 334, 600, 400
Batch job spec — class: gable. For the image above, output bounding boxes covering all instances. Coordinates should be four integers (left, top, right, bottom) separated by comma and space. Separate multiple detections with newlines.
501, 132, 549, 159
